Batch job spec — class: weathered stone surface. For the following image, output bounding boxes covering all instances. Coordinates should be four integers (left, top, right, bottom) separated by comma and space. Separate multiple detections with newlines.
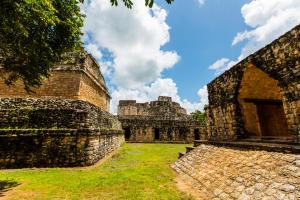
0, 98, 120, 130
0, 98, 124, 169
118, 96, 205, 143
0, 129, 124, 168
172, 144, 300, 199
0, 52, 110, 111
205, 24, 300, 141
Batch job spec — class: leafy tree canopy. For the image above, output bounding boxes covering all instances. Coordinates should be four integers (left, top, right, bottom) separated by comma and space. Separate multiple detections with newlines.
0, 0, 84, 91
191, 110, 206, 124
0, 0, 173, 91
111, 0, 174, 8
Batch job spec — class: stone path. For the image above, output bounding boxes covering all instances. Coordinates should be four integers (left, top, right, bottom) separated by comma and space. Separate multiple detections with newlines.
172, 144, 300, 200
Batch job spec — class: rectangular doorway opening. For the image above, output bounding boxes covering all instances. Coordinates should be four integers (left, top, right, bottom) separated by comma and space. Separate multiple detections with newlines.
256, 101, 290, 138
124, 128, 131, 141
194, 129, 200, 140
179, 128, 186, 141
154, 128, 160, 140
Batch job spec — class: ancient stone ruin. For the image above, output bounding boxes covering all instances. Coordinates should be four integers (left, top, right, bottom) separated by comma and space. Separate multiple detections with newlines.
0, 51, 111, 111
173, 25, 300, 199
205, 24, 300, 143
173, 142, 300, 199
118, 96, 204, 143
0, 52, 124, 168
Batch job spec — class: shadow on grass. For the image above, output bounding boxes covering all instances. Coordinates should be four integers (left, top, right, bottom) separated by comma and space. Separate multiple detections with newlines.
0, 180, 20, 197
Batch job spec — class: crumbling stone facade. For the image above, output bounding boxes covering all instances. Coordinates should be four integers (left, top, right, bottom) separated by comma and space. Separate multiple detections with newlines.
173, 25, 300, 200
0, 53, 124, 168
118, 96, 204, 143
206, 25, 300, 142
0, 52, 111, 112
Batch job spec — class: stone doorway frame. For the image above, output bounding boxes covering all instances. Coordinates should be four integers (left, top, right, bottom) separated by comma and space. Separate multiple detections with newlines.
243, 98, 290, 139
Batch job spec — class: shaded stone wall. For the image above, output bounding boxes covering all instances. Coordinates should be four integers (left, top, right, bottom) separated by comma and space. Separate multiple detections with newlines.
0, 129, 123, 168
0, 98, 124, 168
206, 25, 300, 142
173, 144, 300, 199
120, 118, 205, 143
0, 98, 120, 130
118, 96, 204, 143
0, 52, 111, 112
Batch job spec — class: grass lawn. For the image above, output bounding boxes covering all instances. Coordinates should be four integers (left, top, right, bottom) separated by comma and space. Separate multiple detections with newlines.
0, 143, 193, 200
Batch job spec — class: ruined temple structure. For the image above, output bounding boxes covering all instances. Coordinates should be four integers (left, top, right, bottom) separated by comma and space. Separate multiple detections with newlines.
173, 25, 300, 200
0, 52, 124, 168
205, 25, 300, 143
118, 96, 203, 143
0, 51, 111, 111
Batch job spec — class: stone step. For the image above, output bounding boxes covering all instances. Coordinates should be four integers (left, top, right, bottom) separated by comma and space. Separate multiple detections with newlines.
186, 146, 195, 153
194, 140, 300, 154
240, 137, 296, 144
173, 141, 300, 199
178, 152, 185, 158
194, 140, 208, 147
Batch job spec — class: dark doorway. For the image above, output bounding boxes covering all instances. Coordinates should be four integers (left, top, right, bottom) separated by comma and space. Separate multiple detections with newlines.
179, 128, 186, 141
154, 128, 160, 140
167, 128, 173, 140
194, 129, 200, 140
256, 101, 290, 137
124, 128, 131, 140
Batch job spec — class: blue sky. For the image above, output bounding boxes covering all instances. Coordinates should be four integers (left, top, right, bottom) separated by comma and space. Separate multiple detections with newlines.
81, 0, 300, 113
158, 0, 249, 102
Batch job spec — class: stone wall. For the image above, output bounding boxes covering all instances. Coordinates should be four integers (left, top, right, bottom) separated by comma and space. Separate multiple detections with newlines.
173, 144, 300, 199
0, 70, 81, 100
0, 52, 111, 112
206, 25, 300, 142
0, 129, 124, 168
120, 118, 205, 143
118, 96, 188, 119
0, 98, 124, 168
118, 96, 204, 143
205, 104, 240, 141
78, 73, 110, 113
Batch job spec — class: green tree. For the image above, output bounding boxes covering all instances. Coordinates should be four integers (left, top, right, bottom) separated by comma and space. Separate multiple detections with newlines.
0, 0, 174, 91
0, 0, 84, 91
111, 0, 174, 8
191, 110, 206, 124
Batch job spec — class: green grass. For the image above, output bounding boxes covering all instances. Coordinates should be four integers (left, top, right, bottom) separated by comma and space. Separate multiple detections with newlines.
0, 143, 193, 200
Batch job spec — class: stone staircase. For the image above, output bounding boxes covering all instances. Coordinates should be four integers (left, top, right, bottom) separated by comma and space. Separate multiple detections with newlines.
179, 146, 195, 158
172, 140, 300, 199
178, 139, 300, 158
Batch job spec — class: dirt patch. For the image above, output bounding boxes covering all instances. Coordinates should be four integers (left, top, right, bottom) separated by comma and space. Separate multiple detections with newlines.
174, 175, 208, 200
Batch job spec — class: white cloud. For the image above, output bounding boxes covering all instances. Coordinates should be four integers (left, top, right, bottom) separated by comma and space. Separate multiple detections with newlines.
241, 0, 300, 29
111, 78, 207, 114
197, 85, 208, 106
85, 43, 102, 60
82, 0, 203, 114
209, 58, 230, 70
197, 0, 206, 7
82, 0, 179, 89
209, 58, 237, 74
210, 0, 300, 74
236, 0, 300, 60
